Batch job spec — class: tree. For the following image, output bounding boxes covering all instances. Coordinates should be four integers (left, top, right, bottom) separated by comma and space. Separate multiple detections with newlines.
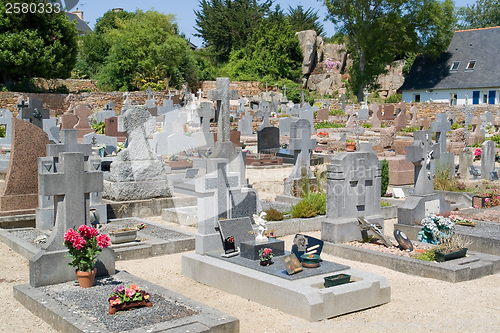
457, 0, 500, 29
320, 0, 456, 101
224, 6, 302, 81
194, 0, 272, 62
77, 10, 198, 91
0, 0, 78, 87
287, 5, 325, 36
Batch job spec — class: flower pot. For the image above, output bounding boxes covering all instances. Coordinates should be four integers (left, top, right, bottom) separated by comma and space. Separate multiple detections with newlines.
259, 259, 273, 266
346, 142, 356, 152
324, 274, 351, 288
109, 300, 153, 315
300, 254, 320, 268
435, 248, 468, 262
76, 268, 97, 288
109, 230, 137, 244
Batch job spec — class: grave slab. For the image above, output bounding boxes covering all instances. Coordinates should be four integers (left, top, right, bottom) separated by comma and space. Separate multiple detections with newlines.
325, 242, 500, 283
240, 238, 285, 260
182, 253, 390, 321
14, 270, 239, 333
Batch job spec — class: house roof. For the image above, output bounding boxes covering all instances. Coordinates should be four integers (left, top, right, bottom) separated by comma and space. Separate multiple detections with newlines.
65, 12, 92, 34
400, 26, 500, 91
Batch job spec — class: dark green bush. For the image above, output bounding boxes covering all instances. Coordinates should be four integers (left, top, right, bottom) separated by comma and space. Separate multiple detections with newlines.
381, 159, 389, 196
385, 94, 402, 103
329, 109, 345, 116
314, 121, 346, 129
307, 192, 326, 215
91, 122, 106, 135
264, 208, 284, 221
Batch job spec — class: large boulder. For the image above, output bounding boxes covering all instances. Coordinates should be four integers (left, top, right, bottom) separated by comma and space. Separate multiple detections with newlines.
296, 30, 317, 75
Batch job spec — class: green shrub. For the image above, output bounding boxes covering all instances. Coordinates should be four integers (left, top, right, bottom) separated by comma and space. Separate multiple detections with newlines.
264, 208, 284, 221
412, 249, 435, 261
381, 200, 391, 207
451, 123, 462, 130
314, 121, 346, 129
329, 109, 345, 116
491, 135, 500, 147
362, 123, 372, 128
291, 199, 317, 218
91, 122, 106, 135
385, 94, 402, 103
381, 159, 389, 196
307, 192, 326, 215
400, 126, 419, 133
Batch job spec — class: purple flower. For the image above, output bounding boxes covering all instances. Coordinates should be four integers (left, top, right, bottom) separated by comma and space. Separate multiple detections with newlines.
114, 285, 125, 294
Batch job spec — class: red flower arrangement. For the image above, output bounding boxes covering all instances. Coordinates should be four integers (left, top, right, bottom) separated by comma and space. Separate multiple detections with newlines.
64, 225, 110, 272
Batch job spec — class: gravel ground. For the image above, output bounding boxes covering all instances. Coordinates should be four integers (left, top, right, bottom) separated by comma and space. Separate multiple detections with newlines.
9, 229, 48, 249
41, 276, 197, 332
99, 220, 191, 241
345, 238, 433, 258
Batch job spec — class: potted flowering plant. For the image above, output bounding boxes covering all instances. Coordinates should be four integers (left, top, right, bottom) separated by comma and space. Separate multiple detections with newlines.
108, 284, 152, 314
474, 148, 482, 161
64, 225, 111, 288
345, 139, 356, 152
259, 248, 274, 266
417, 214, 455, 244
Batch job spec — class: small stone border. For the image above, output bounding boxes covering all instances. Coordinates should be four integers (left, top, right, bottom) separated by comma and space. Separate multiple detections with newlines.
0, 218, 196, 261
323, 241, 500, 283
13, 270, 239, 333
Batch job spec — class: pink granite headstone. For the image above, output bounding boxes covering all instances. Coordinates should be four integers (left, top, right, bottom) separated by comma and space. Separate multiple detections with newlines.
105, 116, 127, 142
73, 104, 95, 140
61, 113, 78, 129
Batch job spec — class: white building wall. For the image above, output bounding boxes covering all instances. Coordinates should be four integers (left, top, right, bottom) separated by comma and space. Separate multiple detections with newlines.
402, 88, 500, 105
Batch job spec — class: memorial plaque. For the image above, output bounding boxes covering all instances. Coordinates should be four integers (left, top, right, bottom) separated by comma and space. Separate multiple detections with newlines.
279, 253, 303, 275
424, 199, 440, 216
291, 234, 324, 262
218, 217, 254, 250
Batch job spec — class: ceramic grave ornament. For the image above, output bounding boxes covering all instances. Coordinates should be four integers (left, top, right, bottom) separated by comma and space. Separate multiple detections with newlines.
253, 211, 268, 243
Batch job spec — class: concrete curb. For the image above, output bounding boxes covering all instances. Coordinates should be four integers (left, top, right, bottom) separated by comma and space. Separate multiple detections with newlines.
324, 242, 500, 283
14, 270, 239, 333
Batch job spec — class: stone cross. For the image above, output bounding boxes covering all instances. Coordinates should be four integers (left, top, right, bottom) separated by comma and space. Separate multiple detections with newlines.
364, 91, 370, 106
349, 157, 374, 207
21, 99, 50, 129
17, 99, 29, 115
38, 152, 103, 251
146, 86, 154, 101
167, 90, 175, 100
258, 101, 271, 130
288, 119, 316, 180
431, 113, 451, 154
269, 92, 276, 113
123, 92, 130, 106
47, 129, 92, 166
197, 101, 215, 133
462, 93, 474, 151
265, 82, 268, 92
301, 90, 305, 105
197, 88, 204, 103
352, 116, 365, 150
405, 131, 440, 196
283, 84, 287, 100
207, 77, 239, 142
409, 106, 419, 127
105, 100, 115, 111
238, 97, 246, 112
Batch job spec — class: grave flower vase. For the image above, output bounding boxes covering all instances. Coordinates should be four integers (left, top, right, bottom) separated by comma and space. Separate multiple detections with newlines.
260, 259, 272, 266
109, 300, 153, 314
76, 268, 97, 288
109, 229, 137, 244
346, 142, 356, 152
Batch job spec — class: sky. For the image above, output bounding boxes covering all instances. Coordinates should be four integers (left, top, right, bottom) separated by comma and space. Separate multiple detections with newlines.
77, 0, 477, 48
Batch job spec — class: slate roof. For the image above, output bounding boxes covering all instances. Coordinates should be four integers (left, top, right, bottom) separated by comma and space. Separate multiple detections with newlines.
65, 12, 92, 34
400, 26, 500, 91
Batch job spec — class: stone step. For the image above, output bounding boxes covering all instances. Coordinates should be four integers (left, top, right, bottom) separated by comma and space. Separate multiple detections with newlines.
162, 206, 198, 226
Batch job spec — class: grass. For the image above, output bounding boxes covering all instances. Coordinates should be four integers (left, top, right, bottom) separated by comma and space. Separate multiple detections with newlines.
381, 200, 391, 207
314, 121, 346, 129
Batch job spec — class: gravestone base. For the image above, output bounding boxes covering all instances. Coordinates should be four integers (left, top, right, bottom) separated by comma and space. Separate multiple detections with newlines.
195, 233, 222, 255
397, 194, 451, 226
29, 248, 115, 288
14, 270, 239, 333
210, 141, 238, 160
322, 215, 384, 244
182, 253, 390, 321
103, 179, 172, 201
240, 239, 285, 260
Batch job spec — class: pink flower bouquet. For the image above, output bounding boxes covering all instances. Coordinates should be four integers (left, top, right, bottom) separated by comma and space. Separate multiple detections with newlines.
64, 225, 110, 272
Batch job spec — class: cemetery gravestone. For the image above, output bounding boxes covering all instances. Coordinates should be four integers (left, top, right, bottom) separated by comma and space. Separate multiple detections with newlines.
20, 99, 50, 130
257, 126, 280, 153
73, 104, 95, 140
398, 131, 451, 226
95, 102, 116, 123
394, 111, 408, 132
322, 143, 384, 243
61, 113, 78, 130
105, 116, 127, 142
409, 106, 418, 127
431, 113, 455, 176
238, 114, 253, 136
43, 117, 59, 144
0, 109, 13, 147
284, 119, 316, 195
279, 117, 294, 136
382, 105, 395, 120
470, 115, 485, 145
316, 108, 329, 121
0, 118, 49, 214
419, 116, 431, 130
104, 105, 172, 201
31, 152, 114, 287
482, 140, 496, 180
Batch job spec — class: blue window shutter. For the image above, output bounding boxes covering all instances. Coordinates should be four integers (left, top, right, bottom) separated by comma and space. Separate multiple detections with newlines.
489, 91, 496, 104
473, 91, 480, 104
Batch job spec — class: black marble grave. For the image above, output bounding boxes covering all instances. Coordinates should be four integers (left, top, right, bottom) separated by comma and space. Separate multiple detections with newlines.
240, 238, 285, 260
257, 127, 280, 153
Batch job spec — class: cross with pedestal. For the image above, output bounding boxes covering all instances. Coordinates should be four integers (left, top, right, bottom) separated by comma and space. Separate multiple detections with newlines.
197, 101, 215, 133
167, 90, 175, 100
105, 100, 115, 111
364, 90, 370, 106
462, 93, 475, 151
47, 129, 93, 166
348, 157, 375, 209
118, 106, 156, 160
197, 88, 204, 103
207, 78, 239, 142
431, 113, 451, 154
238, 97, 246, 112
283, 84, 287, 100
17, 99, 29, 115
146, 86, 154, 101
38, 152, 103, 251
289, 119, 316, 179
351, 115, 365, 151
21, 99, 50, 129
405, 131, 440, 196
